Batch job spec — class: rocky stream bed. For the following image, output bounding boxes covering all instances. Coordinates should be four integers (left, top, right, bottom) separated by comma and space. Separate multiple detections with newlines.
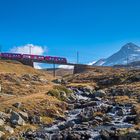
22, 88, 140, 140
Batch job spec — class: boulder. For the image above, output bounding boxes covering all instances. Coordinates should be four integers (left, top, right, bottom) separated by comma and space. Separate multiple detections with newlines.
58, 121, 75, 130
67, 104, 75, 110
82, 101, 97, 108
0, 131, 5, 138
4, 125, 14, 134
51, 133, 63, 140
13, 102, 22, 109
66, 133, 81, 140
10, 111, 25, 126
100, 130, 110, 140
8, 137, 18, 140
0, 111, 10, 120
116, 109, 124, 116
123, 115, 137, 123
0, 119, 4, 126
94, 90, 106, 98
19, 111, 28, 121
52, 79, 62, 84
29, 116, 41, 124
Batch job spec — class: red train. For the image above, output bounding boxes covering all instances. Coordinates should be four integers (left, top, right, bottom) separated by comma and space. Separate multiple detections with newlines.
0, 53, 67, 64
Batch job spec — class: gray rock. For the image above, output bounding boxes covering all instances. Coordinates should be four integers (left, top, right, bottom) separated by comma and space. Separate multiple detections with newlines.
0, 131, 5, 138
0, 119, 4, 126
19, 111, 28, 121
67, 132, 81, 140
5, 108, 13, 114
82, 101, 97, 108
94, 90, 106, 98
4, 125, 14, 134
8, 137, 18, 140
116, 109, 124, 116
100, 130, 110, 139
123, 115, 137, 123
0, 111, 10, 120
13, 102, 22, 109
67, 104, 75, 110
10, 111, 25, 126
52, 79, 62, 84
58, 121, 75, 130
29, 116, 41, 124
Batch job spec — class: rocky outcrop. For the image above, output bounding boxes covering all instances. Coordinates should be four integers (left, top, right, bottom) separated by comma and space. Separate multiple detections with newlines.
10, 111, 25, 126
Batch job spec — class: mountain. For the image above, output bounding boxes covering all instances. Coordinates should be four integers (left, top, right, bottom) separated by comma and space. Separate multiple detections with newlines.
94, 43, 140, 66
93, 58, 106, 66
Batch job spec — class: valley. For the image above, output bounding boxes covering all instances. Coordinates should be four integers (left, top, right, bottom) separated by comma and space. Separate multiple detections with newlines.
0, 60, 140, 139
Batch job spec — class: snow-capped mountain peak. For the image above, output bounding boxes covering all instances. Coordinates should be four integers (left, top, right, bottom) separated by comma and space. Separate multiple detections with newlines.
94, 43, 140, 66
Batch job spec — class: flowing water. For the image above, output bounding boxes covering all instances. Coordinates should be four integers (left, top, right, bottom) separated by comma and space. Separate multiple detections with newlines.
41, 90, 134, 140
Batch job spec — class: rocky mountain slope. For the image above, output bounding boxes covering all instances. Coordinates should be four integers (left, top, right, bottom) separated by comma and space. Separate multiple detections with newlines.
94, 43, 140, 66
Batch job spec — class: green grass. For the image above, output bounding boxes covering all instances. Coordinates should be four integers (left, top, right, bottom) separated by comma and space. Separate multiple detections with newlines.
47, 85, 72, 101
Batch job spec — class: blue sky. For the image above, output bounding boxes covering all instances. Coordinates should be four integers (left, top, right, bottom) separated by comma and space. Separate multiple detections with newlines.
0, 0, 140, 64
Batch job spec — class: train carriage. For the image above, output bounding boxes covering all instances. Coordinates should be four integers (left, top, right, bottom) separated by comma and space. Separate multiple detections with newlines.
1, 53, 22, 59
22, 54, 44, 61
44, 56, 67, 63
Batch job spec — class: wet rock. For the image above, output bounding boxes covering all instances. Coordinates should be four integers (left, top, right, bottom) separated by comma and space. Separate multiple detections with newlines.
94, 97, 102, 101
100, 129, 110, 140
34, 131, 48, 139
74, 124, 89, 131
4, 125, 14, 134
79, 109, 94, 122
116, 109, 124, 116
51, 133, 63, 140
58, 121, 75, 130
22, 130, 34, 139
94, 90, 106, 98
77, 101, 97, 108
130, 107, 137, 115
66, 132, 81, 140
123, 115, 137, 123
91, 120, 100, 126
95, 116, 103, 123
74, 103, 82, 109
10, 111, 25, 126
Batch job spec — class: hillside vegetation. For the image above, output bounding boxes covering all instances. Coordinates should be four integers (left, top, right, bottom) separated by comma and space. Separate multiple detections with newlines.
0, 60, 67, 138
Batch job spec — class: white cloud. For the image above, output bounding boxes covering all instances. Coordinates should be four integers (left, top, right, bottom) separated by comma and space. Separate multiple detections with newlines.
58, 65, 74, 69
88, 61, 97, 65
10, 44, 46, 55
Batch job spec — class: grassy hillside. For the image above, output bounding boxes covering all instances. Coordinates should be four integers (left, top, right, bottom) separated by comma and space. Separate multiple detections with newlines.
0, 60, 67, 138
0, 60, 52, 78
